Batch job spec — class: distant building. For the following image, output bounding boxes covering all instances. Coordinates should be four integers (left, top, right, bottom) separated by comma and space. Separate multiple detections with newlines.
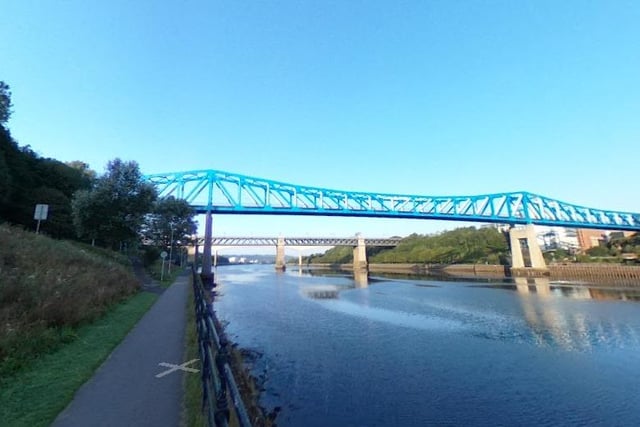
535, 226, 579, 252
576, 229, 607, 251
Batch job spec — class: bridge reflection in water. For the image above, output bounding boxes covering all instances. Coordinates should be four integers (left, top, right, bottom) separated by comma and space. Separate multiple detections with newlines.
298, 268, 369, 300
301, 270, 640, 353
509, 277, 640, 351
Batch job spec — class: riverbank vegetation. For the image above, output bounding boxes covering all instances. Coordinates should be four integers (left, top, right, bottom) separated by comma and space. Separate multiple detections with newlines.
0, 125, 93, 239
308, 226, 640, 266
0, 290, 157, 426
307, 226, 510, 265
0, 225, 142, 378
0, 224, 160, 425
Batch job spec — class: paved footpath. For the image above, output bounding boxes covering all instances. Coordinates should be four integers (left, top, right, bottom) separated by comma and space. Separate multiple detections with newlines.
52, 272, 192, 427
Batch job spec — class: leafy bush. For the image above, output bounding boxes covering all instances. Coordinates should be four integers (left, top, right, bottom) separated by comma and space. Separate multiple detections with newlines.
140, 245, 161, 267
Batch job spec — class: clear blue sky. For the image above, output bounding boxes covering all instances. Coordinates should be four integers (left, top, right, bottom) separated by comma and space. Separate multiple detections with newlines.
2, 1, 639, 245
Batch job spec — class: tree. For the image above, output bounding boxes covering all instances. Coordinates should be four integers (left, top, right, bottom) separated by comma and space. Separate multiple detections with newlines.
142, 196, 197, 257
66, 160, 97, 182
1, 124, 94, 229
0, 81, 12, 126
28, 186, 75, 238
0, 149, 10, 206
311, 227, 511, 265
72, 159, 156, 249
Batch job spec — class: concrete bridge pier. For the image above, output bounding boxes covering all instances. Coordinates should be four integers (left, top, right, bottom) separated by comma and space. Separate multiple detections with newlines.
509, 224, 548, 273
275, 236, 286, 271
353, 233, 368, 270
200, 210, 214, 287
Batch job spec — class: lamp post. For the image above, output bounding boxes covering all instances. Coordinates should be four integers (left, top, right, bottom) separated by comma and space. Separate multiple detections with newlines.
193, 233, 199, 270
168, 223, 174, 274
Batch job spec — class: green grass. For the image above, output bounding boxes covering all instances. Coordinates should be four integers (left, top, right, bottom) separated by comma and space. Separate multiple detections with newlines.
67, 240, 133, 268
1, 225, 141, 374
182, 276, 271, 427
182, 278, 207, 427
0, 291, 158, 427
147, 259, 185, 288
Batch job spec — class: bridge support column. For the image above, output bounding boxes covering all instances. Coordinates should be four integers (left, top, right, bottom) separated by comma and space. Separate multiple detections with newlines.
509, 224, 547, 272
200, 210, 214, 287
275, 236, 286, 271
353, 233, 368, 270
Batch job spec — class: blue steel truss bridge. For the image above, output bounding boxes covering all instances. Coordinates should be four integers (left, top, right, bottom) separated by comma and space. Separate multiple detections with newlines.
207, 237, 401, 247
145, 169, 640, 231
145, 169, 640, 278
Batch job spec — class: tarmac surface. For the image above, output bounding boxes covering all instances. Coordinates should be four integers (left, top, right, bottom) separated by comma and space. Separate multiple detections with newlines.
52, 270, 191, 427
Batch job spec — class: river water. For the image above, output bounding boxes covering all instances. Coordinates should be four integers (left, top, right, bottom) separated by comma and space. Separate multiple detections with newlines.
212, 265, 640, 426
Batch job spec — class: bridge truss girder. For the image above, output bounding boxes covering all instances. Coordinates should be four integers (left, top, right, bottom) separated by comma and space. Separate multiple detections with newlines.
144, 169, 640, 231
206, 237, 401, 247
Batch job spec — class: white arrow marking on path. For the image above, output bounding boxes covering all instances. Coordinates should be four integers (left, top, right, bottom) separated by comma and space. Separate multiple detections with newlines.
155, 359, 200, 378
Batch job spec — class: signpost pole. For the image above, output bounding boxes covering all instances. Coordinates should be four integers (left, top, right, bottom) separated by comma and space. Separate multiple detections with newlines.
33, 204, 49, 235
160, 251, 168, 282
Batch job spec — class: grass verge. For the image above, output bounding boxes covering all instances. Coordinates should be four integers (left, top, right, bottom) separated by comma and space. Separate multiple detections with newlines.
182, 275, 274, 427
1, 225, 140, 375
0, 291, 158, 427
148, 259, 185, 288
182, 281, 207, 427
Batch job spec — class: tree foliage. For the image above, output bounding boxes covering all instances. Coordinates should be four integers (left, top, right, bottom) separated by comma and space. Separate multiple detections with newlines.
71, 159, 156, 248
307, 246, 353, 264
607, 232, 640, 255
142, 196, 197, 251
0, 81, 12, 125
0, 126, 94, 237
309, 226, 509, 265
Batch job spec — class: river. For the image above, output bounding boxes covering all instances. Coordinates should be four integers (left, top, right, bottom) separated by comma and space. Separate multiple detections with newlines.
212, 265, 640, 426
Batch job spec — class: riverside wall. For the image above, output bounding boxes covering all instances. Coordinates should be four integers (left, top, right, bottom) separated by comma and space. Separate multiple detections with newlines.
305, 263, 640, 285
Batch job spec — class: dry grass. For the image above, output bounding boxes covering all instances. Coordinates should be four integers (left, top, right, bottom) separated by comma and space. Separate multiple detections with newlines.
0, 224, 140, 376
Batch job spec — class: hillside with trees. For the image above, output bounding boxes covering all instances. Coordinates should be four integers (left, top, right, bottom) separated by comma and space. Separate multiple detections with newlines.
308, 226, 510, 265
0, 125, 94, 238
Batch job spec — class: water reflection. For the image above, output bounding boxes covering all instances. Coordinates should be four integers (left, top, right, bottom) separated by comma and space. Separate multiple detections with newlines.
353, 269, 369, 288
514, 277, 551, 296
299, 269, 640, 352
215, 265, 640, 427
481, 278, 640, 301
300, 268, 369, 288
301, 285, 340, 299
509, 277, 640, 351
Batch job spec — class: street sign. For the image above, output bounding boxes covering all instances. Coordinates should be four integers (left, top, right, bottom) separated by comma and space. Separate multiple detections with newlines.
160, 251, 168, 281
34, 204, 49, 220
34, 204, 49, 234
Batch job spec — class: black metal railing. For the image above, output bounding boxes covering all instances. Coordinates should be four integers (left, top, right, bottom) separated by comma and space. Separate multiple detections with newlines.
192, 267, 252, 427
